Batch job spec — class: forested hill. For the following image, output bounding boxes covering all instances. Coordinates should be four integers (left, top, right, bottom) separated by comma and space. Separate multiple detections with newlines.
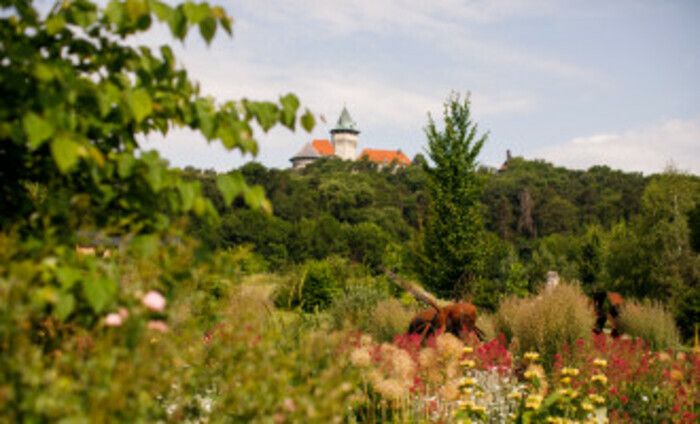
187, 155, 656, 254
185, 156, 699, 335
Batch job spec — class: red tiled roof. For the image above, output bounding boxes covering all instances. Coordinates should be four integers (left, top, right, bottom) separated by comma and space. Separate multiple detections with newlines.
360, 149, 411, 166
312, 139, 334, 156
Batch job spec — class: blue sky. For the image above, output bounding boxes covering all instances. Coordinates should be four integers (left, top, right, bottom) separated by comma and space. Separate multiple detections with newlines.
139, 0, 700, 174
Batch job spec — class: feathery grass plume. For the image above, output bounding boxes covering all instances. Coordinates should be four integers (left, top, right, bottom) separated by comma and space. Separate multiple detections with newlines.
494, 282, 594, 365
617, 299, 680, 349
368, 298, 417, 342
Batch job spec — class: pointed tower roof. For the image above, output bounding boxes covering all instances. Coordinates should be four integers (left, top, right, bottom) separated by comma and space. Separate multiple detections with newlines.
330, 106, 360, 134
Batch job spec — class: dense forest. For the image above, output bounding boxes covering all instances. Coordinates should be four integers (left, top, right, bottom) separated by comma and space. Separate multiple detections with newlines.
185, 156, 700, 338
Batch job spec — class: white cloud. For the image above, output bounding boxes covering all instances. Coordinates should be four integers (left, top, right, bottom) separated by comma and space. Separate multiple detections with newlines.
243, 0, 598, 82
133, 29, 538, 170
532, 117, 700, 174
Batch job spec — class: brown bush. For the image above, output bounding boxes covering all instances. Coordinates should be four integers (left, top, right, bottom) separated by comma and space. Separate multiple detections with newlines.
368, 298, 417, 342
494, 283, 595, 364
617, 299, 680, 349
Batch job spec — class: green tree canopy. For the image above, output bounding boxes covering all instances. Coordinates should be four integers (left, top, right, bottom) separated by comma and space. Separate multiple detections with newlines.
418, 93, 487, 299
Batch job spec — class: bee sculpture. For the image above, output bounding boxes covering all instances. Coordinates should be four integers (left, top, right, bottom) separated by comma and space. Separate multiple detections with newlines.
385, 271, 484, 342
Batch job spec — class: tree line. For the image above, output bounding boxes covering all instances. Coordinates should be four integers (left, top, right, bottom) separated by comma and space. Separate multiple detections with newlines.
185, 135, 699, 340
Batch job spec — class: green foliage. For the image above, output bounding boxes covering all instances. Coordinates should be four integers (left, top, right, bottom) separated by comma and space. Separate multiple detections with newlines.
298, 259, 343, 312
0, 0, 310, 236
419, 93, 487, 298
578, 226, 605, 294
273, 257, 363, 312
328, 279, 390, 331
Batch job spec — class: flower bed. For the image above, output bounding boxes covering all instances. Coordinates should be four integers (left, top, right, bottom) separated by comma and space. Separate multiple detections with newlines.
349, 332, 699, 423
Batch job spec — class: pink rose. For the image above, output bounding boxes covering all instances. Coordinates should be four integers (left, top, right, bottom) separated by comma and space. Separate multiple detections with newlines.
105, 313, 123, 327
147, 320, 169, 333
142, 290, 166, 312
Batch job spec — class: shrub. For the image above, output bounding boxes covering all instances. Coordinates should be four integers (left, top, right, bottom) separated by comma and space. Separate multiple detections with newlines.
476, 312, 497, 342
273, 256, 361, 312
296, 260, 340, 312
367, 298, 416, 341
494, 283, 595, 364
327, 280, 389, 331
617, 299, 680, 349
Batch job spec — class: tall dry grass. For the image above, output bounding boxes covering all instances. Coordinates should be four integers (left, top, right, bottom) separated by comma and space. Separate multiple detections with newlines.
494, 283, 594, 364
367, 298, 416, 341
617, 299, 680, 350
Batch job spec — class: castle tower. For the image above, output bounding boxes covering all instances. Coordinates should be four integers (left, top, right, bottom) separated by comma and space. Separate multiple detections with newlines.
330, 106, 359, 161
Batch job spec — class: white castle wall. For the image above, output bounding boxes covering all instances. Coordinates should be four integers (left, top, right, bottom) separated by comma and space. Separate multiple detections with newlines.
332, 132, 357, 161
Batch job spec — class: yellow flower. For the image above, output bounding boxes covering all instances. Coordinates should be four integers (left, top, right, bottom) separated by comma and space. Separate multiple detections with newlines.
588, 394, 606, 405
561, 367, 580, 377
471, 404, 486, 414
591, 374, 608, 385
459, 377, 476, 388
460, 359, 476, 369
581, 401, 594, 412
507, 390, 523, 400
463, 346, 474, 354
524, 351, 540, 362
525, 394, 543, 410
524, 364, 544, 381
560, 376, 571, 385
593, 358, 608, 368
524, 369, 539, 380
458, 400, 474, 411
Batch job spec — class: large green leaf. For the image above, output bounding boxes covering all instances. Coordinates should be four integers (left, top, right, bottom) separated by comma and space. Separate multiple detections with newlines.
45, 15, 66, 35
117, 153, 136, 178
248, 101, 279, 132
55, 293, 76, 321
195, 98, 216, 139
126, 88, 153, 123
125, 0, 149, 21
56, 266, 81, 290
279, 93, 300, 130
216, 173, 245, 206
149, 0, 173, 21
183, 2, 210, 24
244, 185, 272, 214
168, 6, 188, 39
82, 277, 118, 313
23, 113, 54, 150
50, 135, 81, 173
178, 181, 197, 211
199, 17, 216, 43
300, 109, 315, 132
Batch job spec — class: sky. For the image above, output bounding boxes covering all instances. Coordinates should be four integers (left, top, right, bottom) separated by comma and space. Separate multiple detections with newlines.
137, 0, 700, 174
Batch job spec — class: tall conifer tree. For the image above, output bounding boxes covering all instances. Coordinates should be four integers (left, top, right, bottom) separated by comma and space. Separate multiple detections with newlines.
419, 93, 487, 299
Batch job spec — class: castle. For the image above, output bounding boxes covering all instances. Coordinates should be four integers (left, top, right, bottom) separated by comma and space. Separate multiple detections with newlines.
289, 107, 411, 169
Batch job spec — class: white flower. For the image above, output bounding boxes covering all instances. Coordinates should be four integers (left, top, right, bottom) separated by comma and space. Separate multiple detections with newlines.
142, 290, 166, 312
104, 313, 123, 327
